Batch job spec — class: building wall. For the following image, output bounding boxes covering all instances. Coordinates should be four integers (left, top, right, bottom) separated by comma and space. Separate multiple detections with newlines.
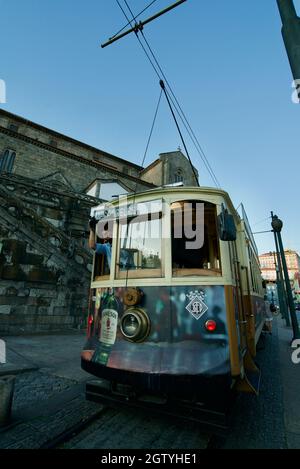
140, 160, 163, 187
0, 110, 141, 177
0, 177, 94, 334
0, 129, 149, 195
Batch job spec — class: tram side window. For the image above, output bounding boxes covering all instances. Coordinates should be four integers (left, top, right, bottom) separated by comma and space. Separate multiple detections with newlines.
171, 201, 221, 277
93, 222, 113, 280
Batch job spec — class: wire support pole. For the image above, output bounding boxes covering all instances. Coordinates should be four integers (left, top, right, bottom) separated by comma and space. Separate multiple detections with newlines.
109, 0, 159, 40
101, 0, 187, 48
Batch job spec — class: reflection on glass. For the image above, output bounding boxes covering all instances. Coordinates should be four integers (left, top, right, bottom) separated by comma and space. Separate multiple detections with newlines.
118, 216, 162, 272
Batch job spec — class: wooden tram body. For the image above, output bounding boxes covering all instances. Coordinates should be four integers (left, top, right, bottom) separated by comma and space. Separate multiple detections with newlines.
81, 187, 265, 429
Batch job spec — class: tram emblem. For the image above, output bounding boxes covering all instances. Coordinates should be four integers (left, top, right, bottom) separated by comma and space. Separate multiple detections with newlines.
185, 290, 208, 320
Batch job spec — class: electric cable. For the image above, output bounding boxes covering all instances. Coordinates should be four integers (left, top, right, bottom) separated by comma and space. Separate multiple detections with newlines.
160, 80, 199, 186
116, 0, 220, 187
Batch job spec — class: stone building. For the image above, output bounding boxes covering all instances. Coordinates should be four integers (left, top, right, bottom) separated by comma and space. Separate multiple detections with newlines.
0, 109, 198, 334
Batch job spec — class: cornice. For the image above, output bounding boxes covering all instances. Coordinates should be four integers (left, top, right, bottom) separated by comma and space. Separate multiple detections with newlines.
0, 126, 155, 188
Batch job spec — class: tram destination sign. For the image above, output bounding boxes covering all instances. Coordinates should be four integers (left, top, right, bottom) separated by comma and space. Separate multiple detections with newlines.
90, 198, 163, 221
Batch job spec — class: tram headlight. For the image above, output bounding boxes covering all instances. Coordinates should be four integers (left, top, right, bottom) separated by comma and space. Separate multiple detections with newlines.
120, 308, 151, 342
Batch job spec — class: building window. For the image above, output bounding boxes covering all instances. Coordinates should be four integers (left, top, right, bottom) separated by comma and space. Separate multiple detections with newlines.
174, 168, 183, 183
8, 123, 18, 133
0, 149, 16, 174
49, 138, 58, 148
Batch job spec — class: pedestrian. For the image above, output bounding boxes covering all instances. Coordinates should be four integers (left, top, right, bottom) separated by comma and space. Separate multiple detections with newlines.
264, 301, 274, 334
89, 217, 112, 272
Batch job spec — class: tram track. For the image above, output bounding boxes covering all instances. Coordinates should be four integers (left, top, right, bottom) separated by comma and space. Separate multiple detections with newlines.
52, 404, 213, 450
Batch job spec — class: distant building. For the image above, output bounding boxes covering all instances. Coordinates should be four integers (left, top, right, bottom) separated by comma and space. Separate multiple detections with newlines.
259, 250, 300, 304
259, 250, 300, 281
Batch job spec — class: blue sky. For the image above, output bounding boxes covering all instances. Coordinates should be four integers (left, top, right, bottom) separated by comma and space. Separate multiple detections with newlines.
0, 0, 299, 255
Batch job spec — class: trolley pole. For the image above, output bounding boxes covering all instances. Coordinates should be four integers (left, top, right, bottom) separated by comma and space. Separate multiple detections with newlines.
277, 0, 300, 99
271, 213, 300, 340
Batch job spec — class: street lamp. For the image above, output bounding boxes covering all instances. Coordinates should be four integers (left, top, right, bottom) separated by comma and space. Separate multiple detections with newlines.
271, 213, 300, 340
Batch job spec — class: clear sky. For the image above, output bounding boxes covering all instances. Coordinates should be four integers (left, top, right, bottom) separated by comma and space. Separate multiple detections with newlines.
0, 0, 299, 255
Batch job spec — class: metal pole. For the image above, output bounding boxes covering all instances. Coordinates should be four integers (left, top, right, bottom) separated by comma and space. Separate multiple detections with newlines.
101, 0, 187, 48
276, 261, 287, 321
273, 229, 290, 326
271, 213, 300, 340
277, 230, 300, 339
276, 0, 300, 98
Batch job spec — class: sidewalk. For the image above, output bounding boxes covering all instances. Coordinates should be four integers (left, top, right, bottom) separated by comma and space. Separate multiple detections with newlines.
277, 317, 300, 449
1, 330, 89, 381
0, 331, 103, 449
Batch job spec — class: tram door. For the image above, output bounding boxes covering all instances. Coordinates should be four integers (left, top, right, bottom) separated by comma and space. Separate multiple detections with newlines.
229, 241, 248, 354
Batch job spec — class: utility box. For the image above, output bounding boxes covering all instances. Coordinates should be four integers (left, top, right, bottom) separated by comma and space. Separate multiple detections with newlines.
0, 375, 15, 427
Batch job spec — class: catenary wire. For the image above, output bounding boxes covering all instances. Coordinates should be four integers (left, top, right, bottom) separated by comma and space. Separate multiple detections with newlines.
123, 88, 163, 288
119, 0, 220, 187
139, 30, 221, 188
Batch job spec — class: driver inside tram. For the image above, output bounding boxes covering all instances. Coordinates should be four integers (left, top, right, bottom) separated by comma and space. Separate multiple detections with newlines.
88, 217, 135, 273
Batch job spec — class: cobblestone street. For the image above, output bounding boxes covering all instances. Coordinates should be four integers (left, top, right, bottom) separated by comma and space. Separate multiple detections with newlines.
1, 317, 298, 449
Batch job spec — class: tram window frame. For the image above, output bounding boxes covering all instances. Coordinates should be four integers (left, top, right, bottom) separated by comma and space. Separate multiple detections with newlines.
171, 200, 222, 278
115, 211, 163, 279
93, 220, 114, 281
248, 244, 261, 295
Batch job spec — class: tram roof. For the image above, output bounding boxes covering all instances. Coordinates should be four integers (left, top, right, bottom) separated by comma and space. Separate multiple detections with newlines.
110, 186, 240, 219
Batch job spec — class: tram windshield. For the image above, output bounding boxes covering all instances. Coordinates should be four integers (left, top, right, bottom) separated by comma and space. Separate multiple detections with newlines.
171, 200, 221, 277
116, 213, 162, 279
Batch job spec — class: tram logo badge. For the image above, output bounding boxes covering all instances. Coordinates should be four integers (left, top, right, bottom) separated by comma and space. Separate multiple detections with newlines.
185, 290, 208, 320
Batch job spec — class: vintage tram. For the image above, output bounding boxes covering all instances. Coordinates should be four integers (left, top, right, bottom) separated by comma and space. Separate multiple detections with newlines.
81, 186, 266, 429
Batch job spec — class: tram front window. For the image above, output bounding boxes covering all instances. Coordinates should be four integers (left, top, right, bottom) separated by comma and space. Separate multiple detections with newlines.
116, 213, 162, 279
171, 201, 221, 277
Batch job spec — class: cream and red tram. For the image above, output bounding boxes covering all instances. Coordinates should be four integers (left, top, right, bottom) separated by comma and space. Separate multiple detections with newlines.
81, 187, 265, 428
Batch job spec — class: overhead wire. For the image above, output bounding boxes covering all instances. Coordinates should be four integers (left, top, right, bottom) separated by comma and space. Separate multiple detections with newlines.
139, 30, 221, 188
124, 86, 163, 287
117, 0, 221, 188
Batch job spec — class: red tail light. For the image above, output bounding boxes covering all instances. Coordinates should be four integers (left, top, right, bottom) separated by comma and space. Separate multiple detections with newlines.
87, 315, 94, 338
205, 319, 217, 332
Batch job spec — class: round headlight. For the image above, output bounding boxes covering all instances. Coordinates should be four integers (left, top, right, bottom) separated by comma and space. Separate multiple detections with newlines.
122, 313, 140, 338
120, 308, 150, 342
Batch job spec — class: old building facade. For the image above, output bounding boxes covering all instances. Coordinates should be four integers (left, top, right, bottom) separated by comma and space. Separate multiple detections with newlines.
0, 109, 198, 334
259, 249, 300, 304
